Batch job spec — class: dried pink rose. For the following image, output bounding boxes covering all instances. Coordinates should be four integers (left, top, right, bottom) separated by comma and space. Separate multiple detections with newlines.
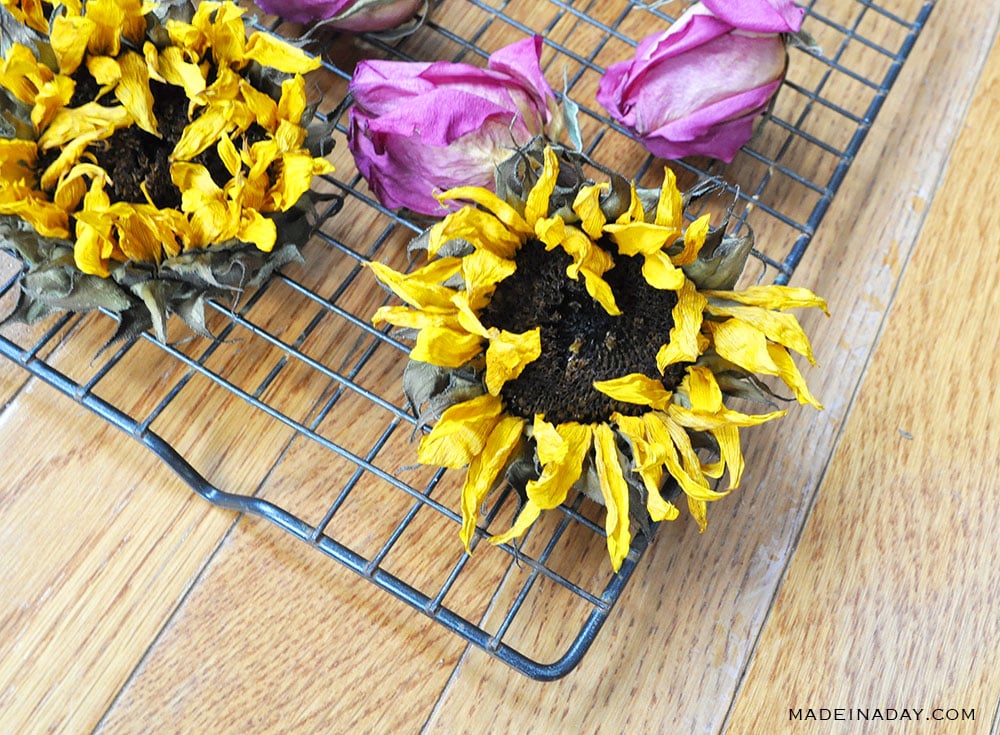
597, 0, 804, 162
347, 36, 556, 216
256, 0, 424, 33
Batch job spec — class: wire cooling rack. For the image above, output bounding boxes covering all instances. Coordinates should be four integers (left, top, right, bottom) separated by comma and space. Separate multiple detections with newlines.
0, 0, 934, 681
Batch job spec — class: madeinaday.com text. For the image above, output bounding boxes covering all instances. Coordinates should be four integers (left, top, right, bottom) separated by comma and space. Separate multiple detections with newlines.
789, 708, 976, 722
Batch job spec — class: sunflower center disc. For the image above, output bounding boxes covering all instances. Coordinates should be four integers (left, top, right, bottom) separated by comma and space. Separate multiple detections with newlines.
479, 238, 687, 425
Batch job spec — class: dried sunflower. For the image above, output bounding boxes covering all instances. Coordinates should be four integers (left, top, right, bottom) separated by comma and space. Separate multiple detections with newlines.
0, 0, 335, 342
370, 144, 826, 571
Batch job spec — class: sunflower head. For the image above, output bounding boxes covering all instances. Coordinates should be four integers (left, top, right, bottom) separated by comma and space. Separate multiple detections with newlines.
0, 0, 335, 342
371, 143, 827, 571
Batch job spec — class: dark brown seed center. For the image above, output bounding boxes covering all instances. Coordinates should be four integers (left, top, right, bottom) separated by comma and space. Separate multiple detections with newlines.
478, 238, 687, 425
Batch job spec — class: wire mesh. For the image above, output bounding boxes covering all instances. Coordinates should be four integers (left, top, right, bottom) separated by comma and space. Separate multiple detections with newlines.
0, 0, 934, 680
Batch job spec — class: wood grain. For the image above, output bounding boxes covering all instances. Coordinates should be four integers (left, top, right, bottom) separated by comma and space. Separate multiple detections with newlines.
725, 32, 1000, 735
1, 2, 997, 734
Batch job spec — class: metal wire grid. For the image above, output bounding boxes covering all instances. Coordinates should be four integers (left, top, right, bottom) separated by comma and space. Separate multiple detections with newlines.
0, 0, 933, 681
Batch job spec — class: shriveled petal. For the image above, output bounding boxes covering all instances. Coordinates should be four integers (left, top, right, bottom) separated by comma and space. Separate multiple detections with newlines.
613, 414, 679, 522
526, 421, 592, 510
238, 210, 277, 252
573, 183, 609, 239
429, 207, 523, 259
641, 249, 686, 291
615, 181, 645, 224
643, 412, 721, 517
411, 326, 483, 368
244, 32, 323, 74
713, 424, 744, 489
484, 328, 541, 396
668, 403, 786, 431
683, 365, 724, 414
435, 185, 530, 236
656, 279, 708, 371
461, 247, 517, 307
172, 104, 232, 161
524, 146, 558, 227
604, 221, 679, 256
767, 342, 823, 409
460, 415, 526, 550
672, 213, 710, 266
581, 268, 622, 316
704, 284, 830, 315
156, 45, 207, 99
707, 318, 780, 374
593, 373, 673, 411
488, 500, 542, 546
593, 423, 632, 572
654, 167, 683, 229
50, 15, 97, 76
706, 302, 817, 363
417, 393, 504, 468
115, 50, 158, 136
368, 258, 462, 310
491, 419, 592, 545
31, 75, 75, 133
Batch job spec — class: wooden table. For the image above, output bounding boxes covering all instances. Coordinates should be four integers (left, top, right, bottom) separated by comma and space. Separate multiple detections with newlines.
2, 1, 998, 732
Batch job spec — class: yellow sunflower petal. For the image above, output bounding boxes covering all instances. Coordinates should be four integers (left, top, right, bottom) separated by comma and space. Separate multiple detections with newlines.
484, 328, 541, 396
460, 415, 526, 551
31, 75, 76, 133
244, 32, 322, 75
435, 185, 530, 236
672, 213, 710, 266
704, 284, 830, 315
654, 167, 683, 229
713, 424, 744, 489
156, 45, 207, 100
705, 302, 817, 364
411, 326, 484, 368
50, 15, 97, 76
238, 209, 277, 252
491, 419, 592, 546
524, 146, 558, 227
767, 342, 824, 409
593, 373, 673, 411
612, 414, 679, 523
682, 365, 724, 413
417, 393, 504, 468
172, 104, 232, 161
656, 279, 708, 372
488, 500, 542, 546
368, 258, 462, 310
593, 423, 632, 572
642, 412, 720, 513
461, 247, 517, 307
581, 268, 621, 316
640, 249, 686, 291
371, 305, 457, 331
573, 183, 609, 239
428, 207, 523, 260
604, 221, 679, 257
616, 181, 645, 224
707, 318, 780, 374
115, 50, 158, 136
668, 403, 786, 431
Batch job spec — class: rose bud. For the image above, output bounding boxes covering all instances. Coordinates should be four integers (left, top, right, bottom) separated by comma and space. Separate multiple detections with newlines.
596, 0, 805, 162
347, 36, 556, 216
255, 0, 424, 33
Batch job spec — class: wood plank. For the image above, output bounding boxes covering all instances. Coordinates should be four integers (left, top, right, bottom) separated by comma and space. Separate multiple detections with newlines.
725, 32, 1000, 735
422, 4, 1000, 733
